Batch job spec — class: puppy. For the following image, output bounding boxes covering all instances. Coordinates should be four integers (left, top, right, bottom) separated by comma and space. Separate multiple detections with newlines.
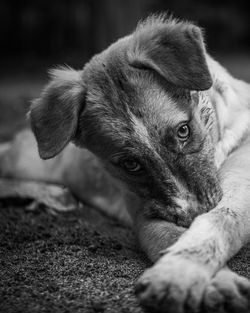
3, 15, 250, 312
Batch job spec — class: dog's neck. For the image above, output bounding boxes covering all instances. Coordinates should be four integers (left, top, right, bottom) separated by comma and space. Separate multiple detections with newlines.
206, 55, 250, 168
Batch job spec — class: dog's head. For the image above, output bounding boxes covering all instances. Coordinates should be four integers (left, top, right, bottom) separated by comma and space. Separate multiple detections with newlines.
30, 16, 222, 226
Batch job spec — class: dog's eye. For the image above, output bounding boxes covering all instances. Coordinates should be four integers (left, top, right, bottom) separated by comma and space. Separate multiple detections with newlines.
177, 124, 190, 140
120, 158, 141, 172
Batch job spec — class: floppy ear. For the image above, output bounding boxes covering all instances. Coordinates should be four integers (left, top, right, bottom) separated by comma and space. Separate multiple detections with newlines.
30, 67, 85, 159
128, 16, 212, 90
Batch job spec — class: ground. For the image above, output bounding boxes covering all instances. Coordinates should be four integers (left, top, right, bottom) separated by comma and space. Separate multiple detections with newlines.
0, 200, 249, 313
0, 201, 148, 313
0, 55, 250, 312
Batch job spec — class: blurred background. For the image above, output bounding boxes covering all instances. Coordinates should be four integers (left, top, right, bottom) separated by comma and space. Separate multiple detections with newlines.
1, 0, 250, 142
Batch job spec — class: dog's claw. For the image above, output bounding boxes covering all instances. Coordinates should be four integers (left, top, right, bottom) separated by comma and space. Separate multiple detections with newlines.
136, 258, 250, 313
202, 269, 250, 313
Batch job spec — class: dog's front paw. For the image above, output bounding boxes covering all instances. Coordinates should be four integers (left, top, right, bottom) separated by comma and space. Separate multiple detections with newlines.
135, 255, 211, 313
202, 268, 250, 313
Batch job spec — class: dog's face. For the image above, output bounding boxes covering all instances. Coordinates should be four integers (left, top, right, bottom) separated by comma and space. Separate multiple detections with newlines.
30, 16, 222, 226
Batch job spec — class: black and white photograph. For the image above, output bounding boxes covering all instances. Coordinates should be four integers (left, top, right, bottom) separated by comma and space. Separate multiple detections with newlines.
0, 1, 250, 312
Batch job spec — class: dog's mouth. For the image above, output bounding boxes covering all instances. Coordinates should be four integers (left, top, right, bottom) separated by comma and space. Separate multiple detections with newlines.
143, 178, 223, 228
176, 178, 223, 227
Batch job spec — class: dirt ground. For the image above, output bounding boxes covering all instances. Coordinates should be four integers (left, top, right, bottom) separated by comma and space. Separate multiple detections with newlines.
0, 200, 250, 313
0, 201, 149, 313
0, 55, 250, 313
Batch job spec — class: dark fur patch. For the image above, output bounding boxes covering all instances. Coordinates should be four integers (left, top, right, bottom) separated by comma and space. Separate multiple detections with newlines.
30, 68, 85, 159
128, 15, 212, 90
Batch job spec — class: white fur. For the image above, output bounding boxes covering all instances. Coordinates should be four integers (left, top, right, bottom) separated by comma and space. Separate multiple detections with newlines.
208, 56, 250, 168
136, 55, 250, 311
49, 66, 83, 85
130, 113, 152, 148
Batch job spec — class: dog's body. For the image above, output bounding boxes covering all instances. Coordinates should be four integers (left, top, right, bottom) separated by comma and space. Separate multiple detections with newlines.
1, 15, 250, 312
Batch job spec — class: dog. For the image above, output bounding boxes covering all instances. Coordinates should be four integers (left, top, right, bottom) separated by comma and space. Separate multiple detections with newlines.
1, 15, 250, 312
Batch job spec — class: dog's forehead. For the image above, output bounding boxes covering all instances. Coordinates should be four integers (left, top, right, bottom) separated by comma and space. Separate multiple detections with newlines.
83, 43, 191, 146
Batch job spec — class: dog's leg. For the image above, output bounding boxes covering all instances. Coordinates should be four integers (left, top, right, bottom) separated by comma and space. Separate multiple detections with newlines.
0, 129, 67, 183
0, 129, 131, 224
135, 215, 186, 262
135, 140, 250, 313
